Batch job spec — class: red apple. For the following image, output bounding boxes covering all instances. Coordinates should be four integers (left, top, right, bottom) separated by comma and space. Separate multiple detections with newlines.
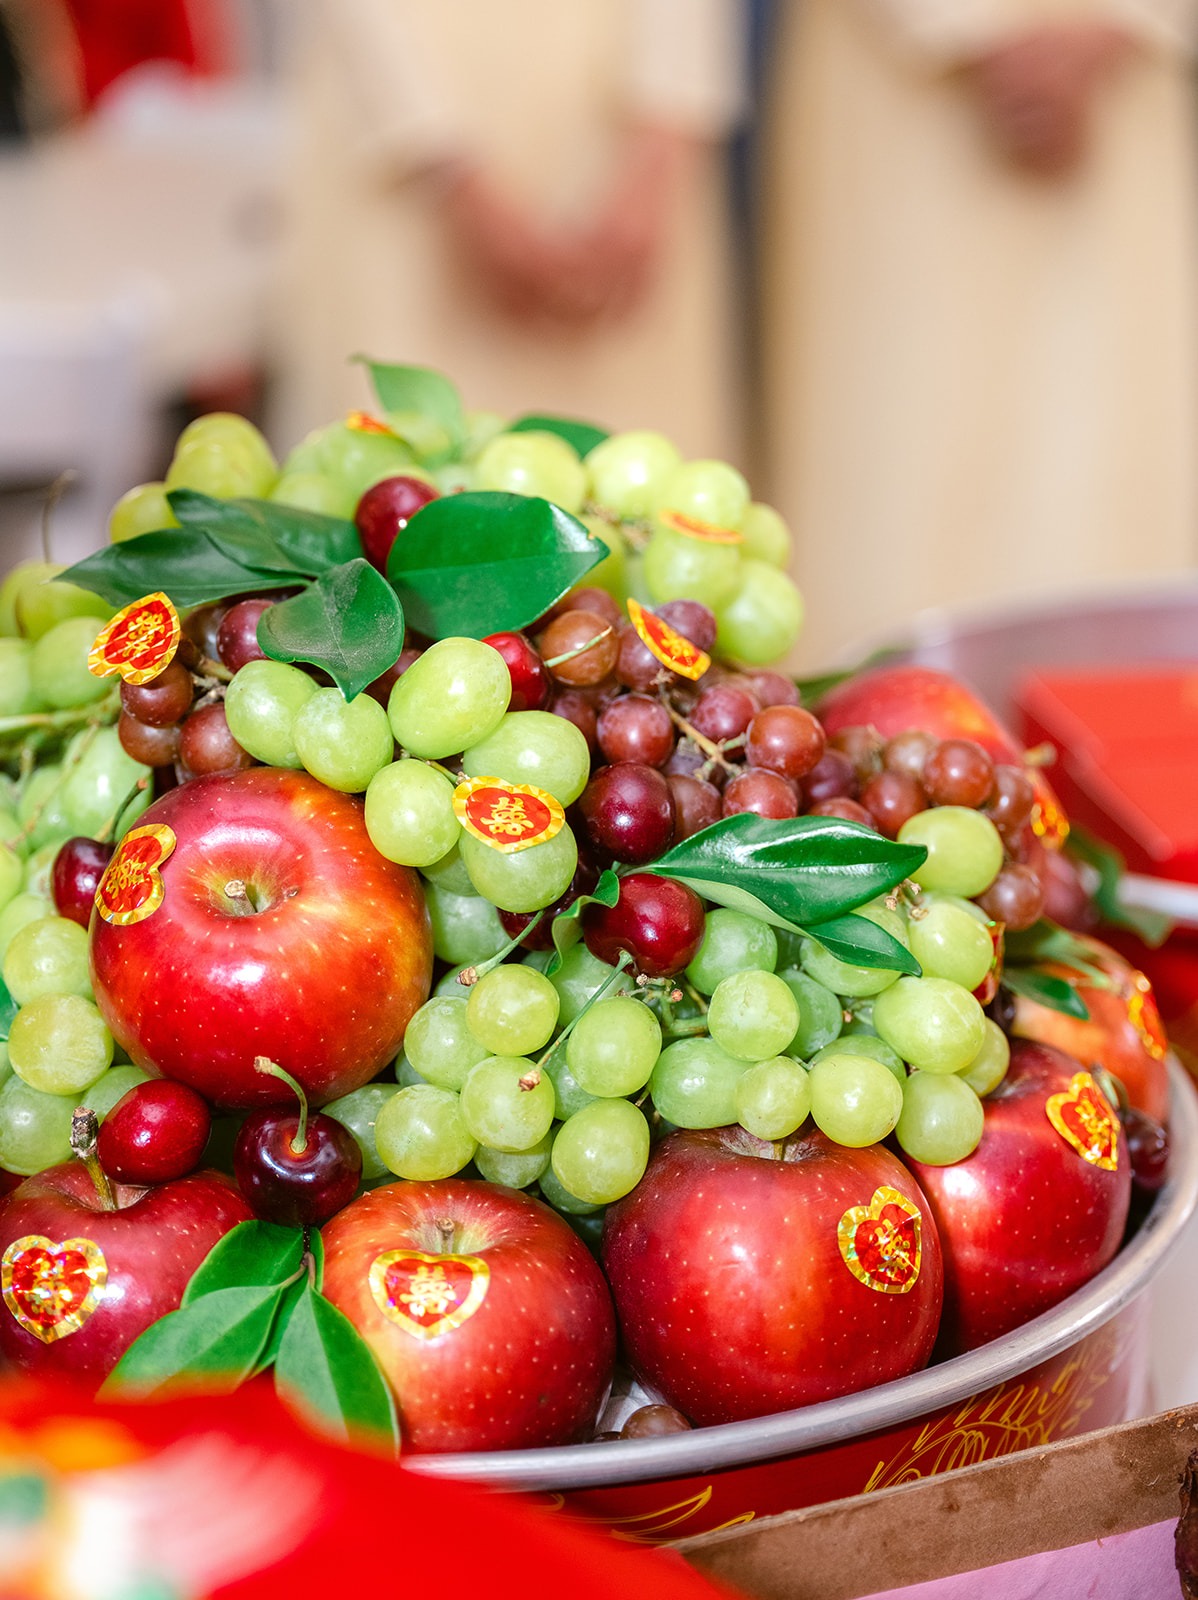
89, 768, 433, 1109
321, 1179, 616, 1452
0, 1163, 250, 1384
602, 1127, 943, 1427
1009, 933, 1170, 1124
906, 1038, 1131, 1358
817, 664, 1026, 763
354, 476, 439, 572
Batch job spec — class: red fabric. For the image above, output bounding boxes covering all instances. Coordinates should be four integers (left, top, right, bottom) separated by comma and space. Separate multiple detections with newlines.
60, 0, 230, 106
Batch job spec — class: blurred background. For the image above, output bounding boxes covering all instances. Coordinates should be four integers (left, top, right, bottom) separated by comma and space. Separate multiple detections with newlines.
0, 0, 1196, 672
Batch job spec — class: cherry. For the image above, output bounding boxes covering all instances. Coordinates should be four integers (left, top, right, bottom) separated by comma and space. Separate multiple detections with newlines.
582, 872, 705, 977
96, 1080, 212, 1185
576, 763, 675, 864
597, 694, 674, 767
232, 1059, 362, 1226
51, 836, 115, 928
483, 631, 551, 711
745, 705, 826, 781
355, 475, 439, 572
216, 597, 275, 673
119, 660, 194, 727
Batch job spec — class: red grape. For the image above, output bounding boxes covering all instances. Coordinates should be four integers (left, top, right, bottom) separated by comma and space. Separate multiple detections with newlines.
178, 703, 254, 777
690, 684, 760, 747
216, 598, 274, 673
576, 763, 675, 864
722, 768, 799, 820
119, 660, 193, 727
667, 774, 721, 842
118, 711, 181, 768
538, 609, 619, 687
803, 748, 858, 804
745, 705, 826, 780
859, 769, 926, 838
922, 739, 995, 809
976, 864, 1044, 931
597, 694, 675, 767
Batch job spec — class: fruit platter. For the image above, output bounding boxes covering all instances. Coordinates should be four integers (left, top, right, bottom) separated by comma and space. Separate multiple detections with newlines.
0, 361, 1193, 1541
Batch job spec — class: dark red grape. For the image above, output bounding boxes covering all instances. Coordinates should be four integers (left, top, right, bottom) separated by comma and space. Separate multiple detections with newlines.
576, 763, 674, 864
976, 864, 1044, 931
51, 836, 114, 928
216, 597, 275, 673
178, 703, 253, 777
656, 599, 717, 654
722, 768, 799, 820
986, 765, 1037, 839
538, 609, 619, 688
742, 669, 800, 708
582, 872, 705, 976
745, 705, 826, 780
803, 748, 858, 804
667, 774, 721, 842
542, 586, 622, 630
621, 1405, 692, 1438
550, 689, 599, 752
884, 728, 937, 780
119, 660, 194, 727
829, 724, 884, 776
597, 694, 674, 767
365, 646, 423, 706
923, 739, 995, 809
860, 769, 926, 838
808, 797, 873, 825
118, 711, 181, 768
690, 684, 760, 747
498, 858, 599, 950
1122, 1107, 1169, 1193
614, 624, 662, 691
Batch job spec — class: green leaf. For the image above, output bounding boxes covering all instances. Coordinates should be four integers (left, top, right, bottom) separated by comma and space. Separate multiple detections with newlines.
545, 870, 620, 977
647, 814, 926, 932
182, 1220, 314, 1306
168, 491, 360, 574
0, 976, 15, 1043
1065, 827, 1173, 948
361, 360, 464, 449
800, 912, 921, 976
1003, 966, 1091, 1021
387, 492, 606, 639
257, 558, 404, 700
101, 1283, 286, 1398
507, 414, 608, 458
274, 1284, 398, 1451
1003, 920, 1115, 990
60, 528, 297, 609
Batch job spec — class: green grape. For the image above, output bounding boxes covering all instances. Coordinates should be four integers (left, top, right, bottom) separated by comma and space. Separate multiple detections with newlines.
432, 964, 473, 997
566, 996, 661, 1096
459, 1056, 556, 1152
655, 459, 750, 530
0, 843, 21, 913
808, 1053, 904, 1147
175, 411, 277, 484
60, 729, 150, 838
548, 943, 623, 1025
959, 1018, 1011, 1096
649, 1036, 747, 1128
899, 808, 1005, 898
29, 617, 109, 711
811, 1034, 906, 1082
374, 1085, 476, 1180
738, 503, 791, 568
873, 976, 987, 1074
293, 687, 393, 792
395, 1053, 429, 1087
268, 470, 351, 517
0, 639, 38, 716
906, 896, 996, 990
0, 809, 25, 857
539, 1163, 604, 1216
542, 1050, 598, 1118
9, 995, 113, 1094
715, 560, 804, 665
895, 1072, 985, 1165
17, 766, 71, 850
466, 964, 560, 1056
0, 560, 59, 636
843, 1000, 877, 1035
384, 410, 453, 463
461, 711, 591, 806
166, 438, 274, 501
388, 638, 511, 759
707, 970, 800, 1062
685, 909, 777, 995
0, 1076, 74, 1174
3, 915, 91, 1003
643, 526, 740, 610
474, 431, 587, 513
461, 408, 506, 459
551, 1099, 650, 1205
433, 461, 475, 495
80, 1063, 152, 1120
320, 1083, 398, 1181
402, 997, 491, 1089
459, 824, 578, 914
224, 660, 317, 768
422, 841, 475, 897
365, 759, 460, 866
579, 517, 627, 598
734, 1057, 811, 1140
14, 572, 111, 640
0, 894, 52, 960
522, 948, 554, 973
778, 968, 843, 1056
423, 882, 509, 965
0, 1043, 10, 1087
586, 430, 681, 518
23, 839, 70, 902
800, 903, 910, 999
313, 422, 415, 503
475, 1132, 553, 1188
108, 482, 178, 543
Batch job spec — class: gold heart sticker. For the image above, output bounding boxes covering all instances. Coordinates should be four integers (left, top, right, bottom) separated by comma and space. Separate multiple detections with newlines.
1045, 1071, 1119, 1171
94, 824, 177, 926
2, 1234, 108, 1342
368, 1249, 490, 1341
837, 1186, 922, 1295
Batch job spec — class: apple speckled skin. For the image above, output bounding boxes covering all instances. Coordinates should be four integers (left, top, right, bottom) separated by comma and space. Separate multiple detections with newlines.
89, 768, 433, 1110
0, 1162, 250, 1383
602, 1127, 943, 1427
321, 1179, 617, 1453
908, 1038, 1131, 1358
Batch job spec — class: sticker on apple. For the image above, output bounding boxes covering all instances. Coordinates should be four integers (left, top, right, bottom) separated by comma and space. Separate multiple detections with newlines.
94, 824, 177, 926
1, 1234, 108, 1343
369, 1249, 490, 1340
1045, 1071, 1119, 1171
837, 1187, 923, 1295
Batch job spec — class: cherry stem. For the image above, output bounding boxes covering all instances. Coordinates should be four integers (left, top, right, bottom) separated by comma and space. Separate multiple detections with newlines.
544, 625, 614, 670
535, 954, 632, 1070
194, 655, 233, 685
96, 775, 149, 845
70, 1108, 116, 1210
255, 1057, 310, 1153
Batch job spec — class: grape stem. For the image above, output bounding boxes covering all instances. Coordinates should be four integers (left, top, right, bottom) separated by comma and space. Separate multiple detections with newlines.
255, 1057, 309, 1153
194, 655, 233, 685
0, 691, 119, 740
456, 916, 546, 986
534, 954, 633, 1071
660, 703, 735, 772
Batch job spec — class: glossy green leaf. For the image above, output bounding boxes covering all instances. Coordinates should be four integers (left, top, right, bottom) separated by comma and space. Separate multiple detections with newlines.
648, 814, 926, 932
257, 558, 404, 700
545, 869, 620, 977
101, 1283, 286, 1398
508, 414, 608, 458
60, 528, 296, 609
182, 1221, 322, 1306
800, 912, 921, 975
1065, 827, 1173, 949
274, 1284, 399, 1451
167, 491, 360, 574
1003, 920, 1116, 990
387, 492, 606, 639
1003, 966, 1090, 1021
361, 360, 464, 448
0, 976, 15, 1043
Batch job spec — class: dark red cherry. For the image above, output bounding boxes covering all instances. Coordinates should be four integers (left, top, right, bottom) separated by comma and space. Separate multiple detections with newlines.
51, 836, 115, 929
582, 872, 705, 977
97, 1081, 212, 1185
233, 1108, 362, 1227
483, 631, 551, 711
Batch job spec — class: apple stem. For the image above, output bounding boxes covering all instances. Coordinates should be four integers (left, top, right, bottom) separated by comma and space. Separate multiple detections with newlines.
254, 1057, 310, 1154
544, 625, 614, 671
70, 1107, 117, 1210
436, 1218, 456, 1254
535, 954, 633, 1071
